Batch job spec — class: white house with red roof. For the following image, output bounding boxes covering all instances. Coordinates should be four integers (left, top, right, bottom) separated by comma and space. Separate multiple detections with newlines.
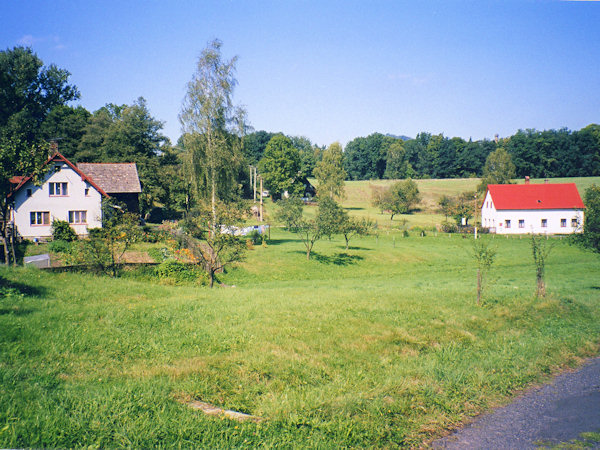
10, 152, 140, 240
481, 182, 585, 235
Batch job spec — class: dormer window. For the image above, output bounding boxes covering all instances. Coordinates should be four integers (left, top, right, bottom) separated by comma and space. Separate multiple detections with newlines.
49, 182, 68, 196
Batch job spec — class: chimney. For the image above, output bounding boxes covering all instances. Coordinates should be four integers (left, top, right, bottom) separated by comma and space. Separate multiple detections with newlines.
49, 140, 58, 156
524, 176, 530, 184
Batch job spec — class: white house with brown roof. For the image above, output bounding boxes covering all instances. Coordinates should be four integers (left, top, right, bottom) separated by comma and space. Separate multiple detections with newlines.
10, 152, 141, 240
481, 183, 585, 235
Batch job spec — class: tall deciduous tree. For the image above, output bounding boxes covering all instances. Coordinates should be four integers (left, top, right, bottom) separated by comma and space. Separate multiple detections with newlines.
478, 147, 516, 193
179, 39, 247, 225
0, 46, 79, 148
76, 98, 170, 214
258, 135, 303, 200
314, 142, 346, 200
178, 40, 248, 286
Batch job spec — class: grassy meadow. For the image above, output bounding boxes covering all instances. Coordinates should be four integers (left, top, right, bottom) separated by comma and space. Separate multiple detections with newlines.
1, 176, 600, 447
310, 176, 600, 230
2, 229, 600, 447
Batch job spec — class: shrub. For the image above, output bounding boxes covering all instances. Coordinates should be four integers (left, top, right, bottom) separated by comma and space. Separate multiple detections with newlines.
48, 239, 72, 255
246, 230, 262, 245
140, 226, 163, 243
148, 247, 170, 263
441, 221, 459, 233
155, 259, 208, 285
51, 220, 77, 242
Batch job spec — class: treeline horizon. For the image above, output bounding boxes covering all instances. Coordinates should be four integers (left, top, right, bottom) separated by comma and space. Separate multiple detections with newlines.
242, 125, 600, 183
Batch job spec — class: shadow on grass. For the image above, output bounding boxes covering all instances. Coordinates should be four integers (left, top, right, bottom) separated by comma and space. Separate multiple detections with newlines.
0, 306, 35, 316
341, 245, 372, 251
264, 238, 299, 246
0, 275, 47, 298
312, 252, 364, 266
590, 286, 600, 290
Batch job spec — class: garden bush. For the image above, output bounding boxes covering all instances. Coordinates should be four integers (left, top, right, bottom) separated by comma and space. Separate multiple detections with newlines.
440, 221, 459, 233
48, 239, 72, 255
155, 259, 208, 285
51, 220, 77, 242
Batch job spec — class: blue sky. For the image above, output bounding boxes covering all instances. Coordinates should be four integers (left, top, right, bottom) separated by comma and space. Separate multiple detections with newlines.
2, 0, 599, 147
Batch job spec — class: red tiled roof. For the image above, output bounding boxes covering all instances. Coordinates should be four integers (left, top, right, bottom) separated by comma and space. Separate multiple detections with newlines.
486, 183, 585, 210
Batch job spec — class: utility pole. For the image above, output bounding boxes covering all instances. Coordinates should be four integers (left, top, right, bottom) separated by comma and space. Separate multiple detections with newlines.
260, 177, 263, 222
474, 193, 479, 239
254, 167, 257, 202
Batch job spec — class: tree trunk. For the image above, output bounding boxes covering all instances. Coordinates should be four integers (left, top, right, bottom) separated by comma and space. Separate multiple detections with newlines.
536, 273, 545, 298
1, 234, 9, 265
345, 234, 349, 250
209, 269, 215, 288
476, 268, 482, 305
211, 173, 217, 232
9, 228, 16, 265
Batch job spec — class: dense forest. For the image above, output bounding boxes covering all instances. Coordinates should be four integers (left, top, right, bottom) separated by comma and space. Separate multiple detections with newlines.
2, 46, 599, 221
342, 127, 600, 181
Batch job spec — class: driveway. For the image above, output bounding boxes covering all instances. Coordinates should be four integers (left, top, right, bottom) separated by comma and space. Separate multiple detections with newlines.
432, 357, 600, 449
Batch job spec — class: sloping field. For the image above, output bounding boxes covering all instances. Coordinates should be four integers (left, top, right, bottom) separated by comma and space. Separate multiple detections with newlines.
1, 230, 599, 447
339, 176, 600, 228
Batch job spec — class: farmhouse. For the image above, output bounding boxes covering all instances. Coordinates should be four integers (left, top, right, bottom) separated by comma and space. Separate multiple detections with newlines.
10, 152, 141, 240
481, 182, 585, 235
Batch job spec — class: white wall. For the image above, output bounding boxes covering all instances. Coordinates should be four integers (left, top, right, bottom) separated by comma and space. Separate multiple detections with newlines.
481, 191, 584, 234
12, 162, 103, 239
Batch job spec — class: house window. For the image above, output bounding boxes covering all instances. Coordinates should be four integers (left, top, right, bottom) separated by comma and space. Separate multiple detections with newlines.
84, 188, 90, 196
519, 219, 525, 228
49, 182, 68, 196
505, 219, 511, 229
572, 218, 579, 228
68, 210, 87, 224
541, 219, 547, 228
560, 218, 566, 228
30, 211, 50, 226
26, 188, 32, 197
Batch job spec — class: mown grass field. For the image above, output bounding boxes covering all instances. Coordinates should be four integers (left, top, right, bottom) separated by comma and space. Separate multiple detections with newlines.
2, 226, 600, 447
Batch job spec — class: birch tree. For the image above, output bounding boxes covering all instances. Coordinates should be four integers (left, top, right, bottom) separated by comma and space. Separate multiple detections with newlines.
314, 141, 346, 200
179, 39, 247, 226
178, 40, 248, 286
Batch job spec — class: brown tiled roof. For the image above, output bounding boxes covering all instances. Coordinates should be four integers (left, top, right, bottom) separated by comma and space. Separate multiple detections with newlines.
77, 163, 142, 194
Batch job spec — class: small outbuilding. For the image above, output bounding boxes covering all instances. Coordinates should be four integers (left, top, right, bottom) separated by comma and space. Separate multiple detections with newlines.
481, 182, 585, 235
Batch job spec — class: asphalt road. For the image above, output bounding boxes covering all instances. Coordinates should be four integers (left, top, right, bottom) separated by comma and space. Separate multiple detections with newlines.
432, 357, 600, 449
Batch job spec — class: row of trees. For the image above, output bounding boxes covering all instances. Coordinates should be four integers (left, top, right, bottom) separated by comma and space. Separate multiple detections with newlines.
343, 127, 600, 181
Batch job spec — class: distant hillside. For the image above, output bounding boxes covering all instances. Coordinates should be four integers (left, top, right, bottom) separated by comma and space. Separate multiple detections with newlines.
385, 133, 412, 141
